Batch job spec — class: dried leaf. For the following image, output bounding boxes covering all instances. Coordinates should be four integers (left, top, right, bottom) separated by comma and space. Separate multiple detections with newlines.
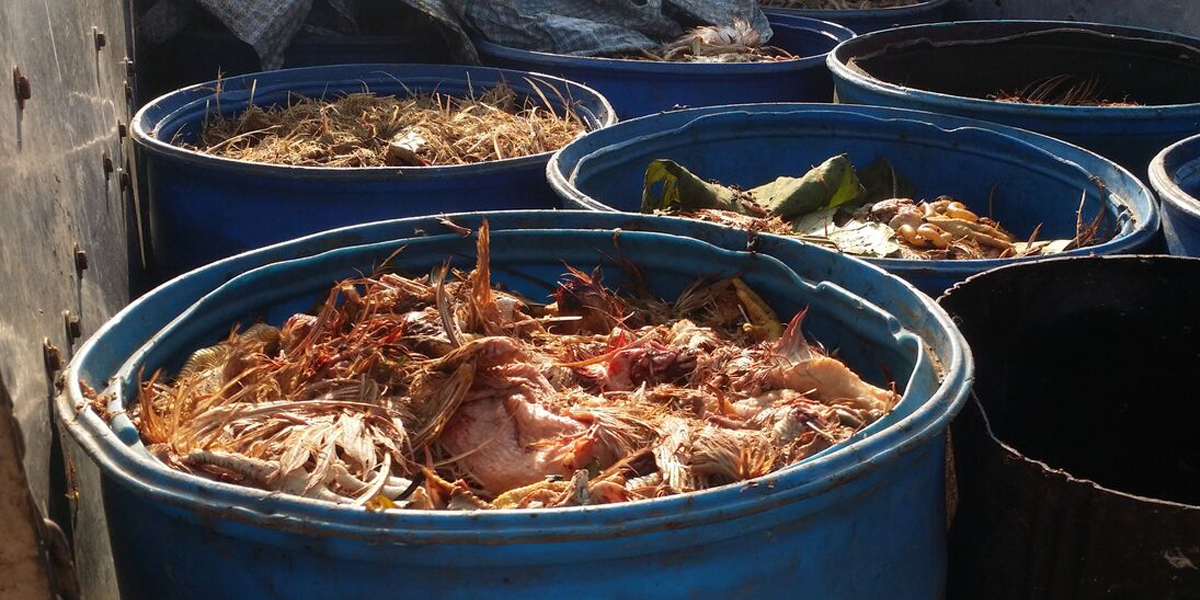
1012, 239, 1073, 255
827, 221, 902, 258
796, 210, 901, 258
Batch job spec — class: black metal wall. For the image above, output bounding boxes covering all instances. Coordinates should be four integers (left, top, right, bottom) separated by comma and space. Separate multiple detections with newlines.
1, 0, 142, 596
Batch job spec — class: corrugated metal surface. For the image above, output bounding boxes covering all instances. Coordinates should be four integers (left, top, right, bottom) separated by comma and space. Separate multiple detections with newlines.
0, 0, 139, 597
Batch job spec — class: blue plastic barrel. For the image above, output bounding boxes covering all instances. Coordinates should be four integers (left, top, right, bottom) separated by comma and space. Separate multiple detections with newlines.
828, 21, 1200, 172
1150, 133, 1200, 256
61, 211, 971, 600
476, 19, 854, 118
132, 64, 616, 277
763, 0, 950, 34
548, 104, 1160, 295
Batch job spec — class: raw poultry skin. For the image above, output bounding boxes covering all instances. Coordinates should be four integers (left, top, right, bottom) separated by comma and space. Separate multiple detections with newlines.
124, 222, 898, 509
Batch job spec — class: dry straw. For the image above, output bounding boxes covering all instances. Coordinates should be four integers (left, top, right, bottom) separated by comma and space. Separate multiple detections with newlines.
990, 74, 1141, 107
189, 79, 587, 167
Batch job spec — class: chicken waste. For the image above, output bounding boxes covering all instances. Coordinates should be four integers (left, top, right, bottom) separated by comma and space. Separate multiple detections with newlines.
125, 222, 897, 511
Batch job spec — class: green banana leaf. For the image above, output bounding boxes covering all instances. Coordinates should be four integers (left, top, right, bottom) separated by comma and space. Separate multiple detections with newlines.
747, 154, 863, 220
640, 159, 747, 214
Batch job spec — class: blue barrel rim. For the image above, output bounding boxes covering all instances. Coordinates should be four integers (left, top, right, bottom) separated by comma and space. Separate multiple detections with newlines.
474, 18, 855, 76
131, 63, 618, 181
1150, 133, 1200, 223
546, 103, 1161, 280
66, 214, 966, 536
762, 0, 950, 19
828, 20, 1200, 117
59, 210, 971, 544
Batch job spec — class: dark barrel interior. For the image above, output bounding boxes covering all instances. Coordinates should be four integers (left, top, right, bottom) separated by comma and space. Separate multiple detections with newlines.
940, 256, 1200, 505
848, 26, 1200, 106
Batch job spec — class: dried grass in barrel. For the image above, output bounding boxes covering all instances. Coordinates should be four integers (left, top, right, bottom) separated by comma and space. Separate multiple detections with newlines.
190, 81, 588, 167
990, 74, 1141, 107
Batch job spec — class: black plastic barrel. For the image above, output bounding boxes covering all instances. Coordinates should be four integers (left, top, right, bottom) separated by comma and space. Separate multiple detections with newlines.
939, 256, 1200, 600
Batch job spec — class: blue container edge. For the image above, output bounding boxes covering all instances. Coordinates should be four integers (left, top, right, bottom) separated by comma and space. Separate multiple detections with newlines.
1150, 132, 1200, 255
132, 63, 619, 181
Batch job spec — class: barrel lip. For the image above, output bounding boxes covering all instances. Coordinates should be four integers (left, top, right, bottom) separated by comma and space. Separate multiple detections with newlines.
474, 18, 855, 76
939, 253, 1200, 512
762, 0, 949, 19
1150, 133, 1200, 222
546, 103, 1161, 280
59, 210, 971, 544
130, 63, 617, 180
828, 20, 1200, 117
963, 387, 1200, 512
939, 253, 1200, 301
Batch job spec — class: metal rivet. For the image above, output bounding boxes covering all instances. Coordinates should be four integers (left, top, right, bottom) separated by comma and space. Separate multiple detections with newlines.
64, 311, 82, 340
123, 81, 133, 102
102, 152, 114, 179
122, 57, 135, 76
93, 28, 106, 51
43, 338, 63, 373
118, 169, 131, 191
117, 121, 127, 138
74, 245, 89, 274
12, 67, 31, 109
